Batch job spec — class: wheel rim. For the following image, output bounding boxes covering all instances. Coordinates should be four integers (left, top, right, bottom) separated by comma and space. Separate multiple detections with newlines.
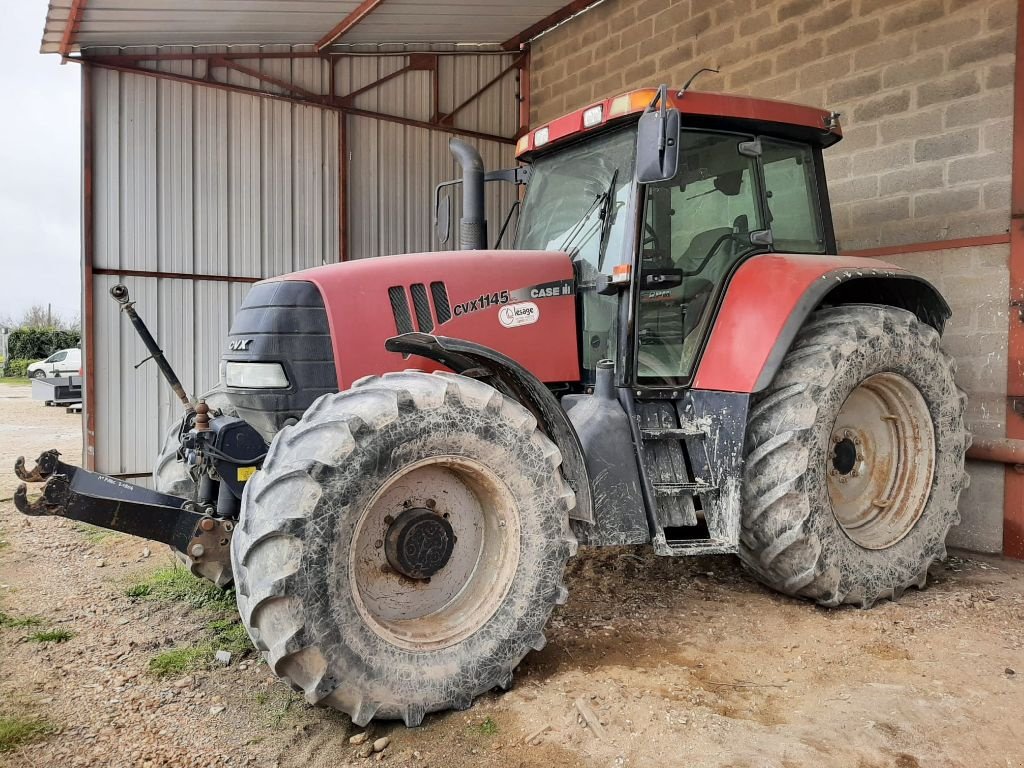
349, 456, 521, 651
826, 372, 936, 550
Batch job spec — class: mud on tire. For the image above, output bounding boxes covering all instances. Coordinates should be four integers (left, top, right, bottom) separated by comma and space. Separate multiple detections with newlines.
231, 371, 577, 727
740, 305, 970, 608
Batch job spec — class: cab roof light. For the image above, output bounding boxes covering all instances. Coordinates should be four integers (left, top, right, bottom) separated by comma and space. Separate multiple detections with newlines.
582, 104, 603, 128
534, 126, 550, 147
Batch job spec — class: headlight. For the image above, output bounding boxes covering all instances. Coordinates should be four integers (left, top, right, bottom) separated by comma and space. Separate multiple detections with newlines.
225, 362, 289, 389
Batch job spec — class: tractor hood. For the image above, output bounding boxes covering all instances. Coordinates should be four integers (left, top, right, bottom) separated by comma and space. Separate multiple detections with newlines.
269, 249, 580, 389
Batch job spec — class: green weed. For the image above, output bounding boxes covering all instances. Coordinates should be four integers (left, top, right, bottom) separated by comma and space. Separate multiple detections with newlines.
0, 716, 54, 753
73, 523, 118, 544
148, 646, 211, 677
27, 629, 73, 644
479, 716, 499, 736
126, 565, 234, 609
0, 612, 42, 629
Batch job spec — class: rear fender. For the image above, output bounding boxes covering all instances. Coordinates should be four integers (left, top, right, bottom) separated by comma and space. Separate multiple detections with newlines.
692, 254, 951, 394
385, 333, 594, 524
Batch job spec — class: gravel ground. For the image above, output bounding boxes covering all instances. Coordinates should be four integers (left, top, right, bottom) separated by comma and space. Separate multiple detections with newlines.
1, 382, 1022, 768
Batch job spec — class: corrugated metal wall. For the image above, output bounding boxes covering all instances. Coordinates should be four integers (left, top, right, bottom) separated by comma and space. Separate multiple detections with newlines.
87, 45, 519, 477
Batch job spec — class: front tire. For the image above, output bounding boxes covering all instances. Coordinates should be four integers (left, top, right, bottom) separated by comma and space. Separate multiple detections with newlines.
231, 371, 577, 726
740, 305, 969, 607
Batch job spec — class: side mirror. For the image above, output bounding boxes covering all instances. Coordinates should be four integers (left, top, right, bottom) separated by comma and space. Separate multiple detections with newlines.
636, 88, 680, 184
433, 183, 453, 244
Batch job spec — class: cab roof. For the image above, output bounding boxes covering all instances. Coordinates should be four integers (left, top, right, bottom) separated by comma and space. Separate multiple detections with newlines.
515, 88, 843, 160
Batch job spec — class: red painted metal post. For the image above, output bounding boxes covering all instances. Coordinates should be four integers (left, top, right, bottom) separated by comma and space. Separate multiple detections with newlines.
519, 46, 531, 137
1004, 0, 1024, 560
339, 113, 349, 262
59, 0, 87, 57
81, 64, 96, 471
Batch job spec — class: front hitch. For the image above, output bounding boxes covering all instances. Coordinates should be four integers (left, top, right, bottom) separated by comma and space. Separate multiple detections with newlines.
13, 450, 233, 579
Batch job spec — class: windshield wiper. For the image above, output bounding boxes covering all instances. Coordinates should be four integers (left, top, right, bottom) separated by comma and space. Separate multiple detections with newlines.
557, 169, 622, 259
595, 169, 619, 271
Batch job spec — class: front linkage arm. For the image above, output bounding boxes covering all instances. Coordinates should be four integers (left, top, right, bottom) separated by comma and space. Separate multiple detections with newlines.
14, 449, 233, 571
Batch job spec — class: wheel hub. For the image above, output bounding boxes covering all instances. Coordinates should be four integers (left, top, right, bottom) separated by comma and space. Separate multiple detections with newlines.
826, 372, 936, 550
384, 508, 456, 580
831, 436, 859, 476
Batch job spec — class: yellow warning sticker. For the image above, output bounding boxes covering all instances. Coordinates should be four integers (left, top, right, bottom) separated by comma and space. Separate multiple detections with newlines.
237, 466, 257, 482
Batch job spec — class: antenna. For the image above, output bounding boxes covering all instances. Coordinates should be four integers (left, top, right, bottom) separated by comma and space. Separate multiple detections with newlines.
680, 67, 720, 94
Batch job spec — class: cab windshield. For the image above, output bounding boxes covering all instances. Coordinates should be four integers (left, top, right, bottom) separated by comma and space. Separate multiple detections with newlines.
516, 128, 637, 375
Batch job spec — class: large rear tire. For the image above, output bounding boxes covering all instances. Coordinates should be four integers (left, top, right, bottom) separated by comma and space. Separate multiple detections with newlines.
231, 371, 577, 726
740, 305, 969, 607
152, 384, 235, 587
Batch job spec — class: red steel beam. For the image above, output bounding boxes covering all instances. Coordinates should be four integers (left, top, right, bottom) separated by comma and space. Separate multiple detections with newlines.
213, 57, 324, 101
92, 268, 261, 284
518, 47, 531, 137
339, 114, 349, 262
59, 0, 87, 57
842, 234, 1011, 259
502, 0, 606, 51
80, 59, 516, 145
1003, 0, 1024, 560
316, 0, 387, 52
440, 56, 522, 126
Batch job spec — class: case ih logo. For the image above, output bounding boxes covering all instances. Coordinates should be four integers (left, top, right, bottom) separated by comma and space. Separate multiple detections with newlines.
228, 339, 254, 351
499, 302, 539, 328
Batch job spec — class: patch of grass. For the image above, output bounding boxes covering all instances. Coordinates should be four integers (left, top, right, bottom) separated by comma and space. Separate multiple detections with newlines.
0, 612, 43, 629
127, 565, 235, 610
147, 616, 252, 678
149, 646, 211, 677
0, 716, 54, 753
207, 617, 253, 656
27, 629, 73, 644
0, 377, 29, 386
479, 716, 499, 736
73, 523, 118, 544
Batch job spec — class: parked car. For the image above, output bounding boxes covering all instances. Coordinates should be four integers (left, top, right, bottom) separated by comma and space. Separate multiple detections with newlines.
27, 348, 82, 379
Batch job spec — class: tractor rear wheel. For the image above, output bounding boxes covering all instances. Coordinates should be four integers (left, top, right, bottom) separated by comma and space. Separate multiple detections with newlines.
231, 371, 576, 726
153, 384, 235, 587
740, 305, 969, 607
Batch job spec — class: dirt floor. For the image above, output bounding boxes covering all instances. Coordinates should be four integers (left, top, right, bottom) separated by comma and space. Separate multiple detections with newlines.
0, 381, 1022, 768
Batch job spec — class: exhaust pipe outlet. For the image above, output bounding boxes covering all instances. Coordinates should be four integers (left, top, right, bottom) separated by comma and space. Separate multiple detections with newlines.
449, 138, 487, 250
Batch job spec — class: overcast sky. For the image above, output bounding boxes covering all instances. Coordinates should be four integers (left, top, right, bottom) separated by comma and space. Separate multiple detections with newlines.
0, 1, 81, 327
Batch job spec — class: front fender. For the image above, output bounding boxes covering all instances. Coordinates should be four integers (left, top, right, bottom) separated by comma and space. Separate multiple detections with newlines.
385, 333, 594, 524
692, 253, 951, 393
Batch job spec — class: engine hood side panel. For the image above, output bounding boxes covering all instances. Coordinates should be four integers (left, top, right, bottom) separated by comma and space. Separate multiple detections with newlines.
276, 250, 581, 388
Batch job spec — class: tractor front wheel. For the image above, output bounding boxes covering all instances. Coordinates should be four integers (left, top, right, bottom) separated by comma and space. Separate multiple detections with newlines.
740, 305, 969, 607
231, 371, 576, 726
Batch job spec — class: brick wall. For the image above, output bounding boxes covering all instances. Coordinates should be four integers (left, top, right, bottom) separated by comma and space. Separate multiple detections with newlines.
529, 0, 1018, 552
530, 0, 1015, 250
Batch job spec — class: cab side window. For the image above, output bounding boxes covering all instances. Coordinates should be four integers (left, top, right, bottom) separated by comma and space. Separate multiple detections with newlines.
761, 139, 824, 253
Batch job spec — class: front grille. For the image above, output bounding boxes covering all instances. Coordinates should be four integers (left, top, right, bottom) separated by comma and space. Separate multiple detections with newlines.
431, 281, 452, 324
388, 286, 414, 335
410, 283, 434, 333
223, 280, 336, 441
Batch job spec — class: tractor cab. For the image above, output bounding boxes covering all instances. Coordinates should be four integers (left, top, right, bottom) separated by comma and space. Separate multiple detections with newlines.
513, 87, 840, 387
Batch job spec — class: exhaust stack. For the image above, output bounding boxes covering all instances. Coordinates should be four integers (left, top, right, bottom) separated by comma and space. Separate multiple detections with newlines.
448, 138, 487, 250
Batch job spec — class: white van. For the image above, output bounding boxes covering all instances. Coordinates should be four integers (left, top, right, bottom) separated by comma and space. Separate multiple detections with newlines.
27, 348, 82, 379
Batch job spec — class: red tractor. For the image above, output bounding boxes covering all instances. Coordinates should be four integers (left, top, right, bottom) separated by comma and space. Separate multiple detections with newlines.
15, 86, 968, 727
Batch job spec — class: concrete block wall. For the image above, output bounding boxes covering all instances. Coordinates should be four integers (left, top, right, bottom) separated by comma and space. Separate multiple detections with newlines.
529, 0, 1018, 552
530, 0, 1015, 251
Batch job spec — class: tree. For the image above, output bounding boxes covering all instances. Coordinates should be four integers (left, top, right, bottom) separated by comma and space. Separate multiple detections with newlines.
20, 304, 59, 329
